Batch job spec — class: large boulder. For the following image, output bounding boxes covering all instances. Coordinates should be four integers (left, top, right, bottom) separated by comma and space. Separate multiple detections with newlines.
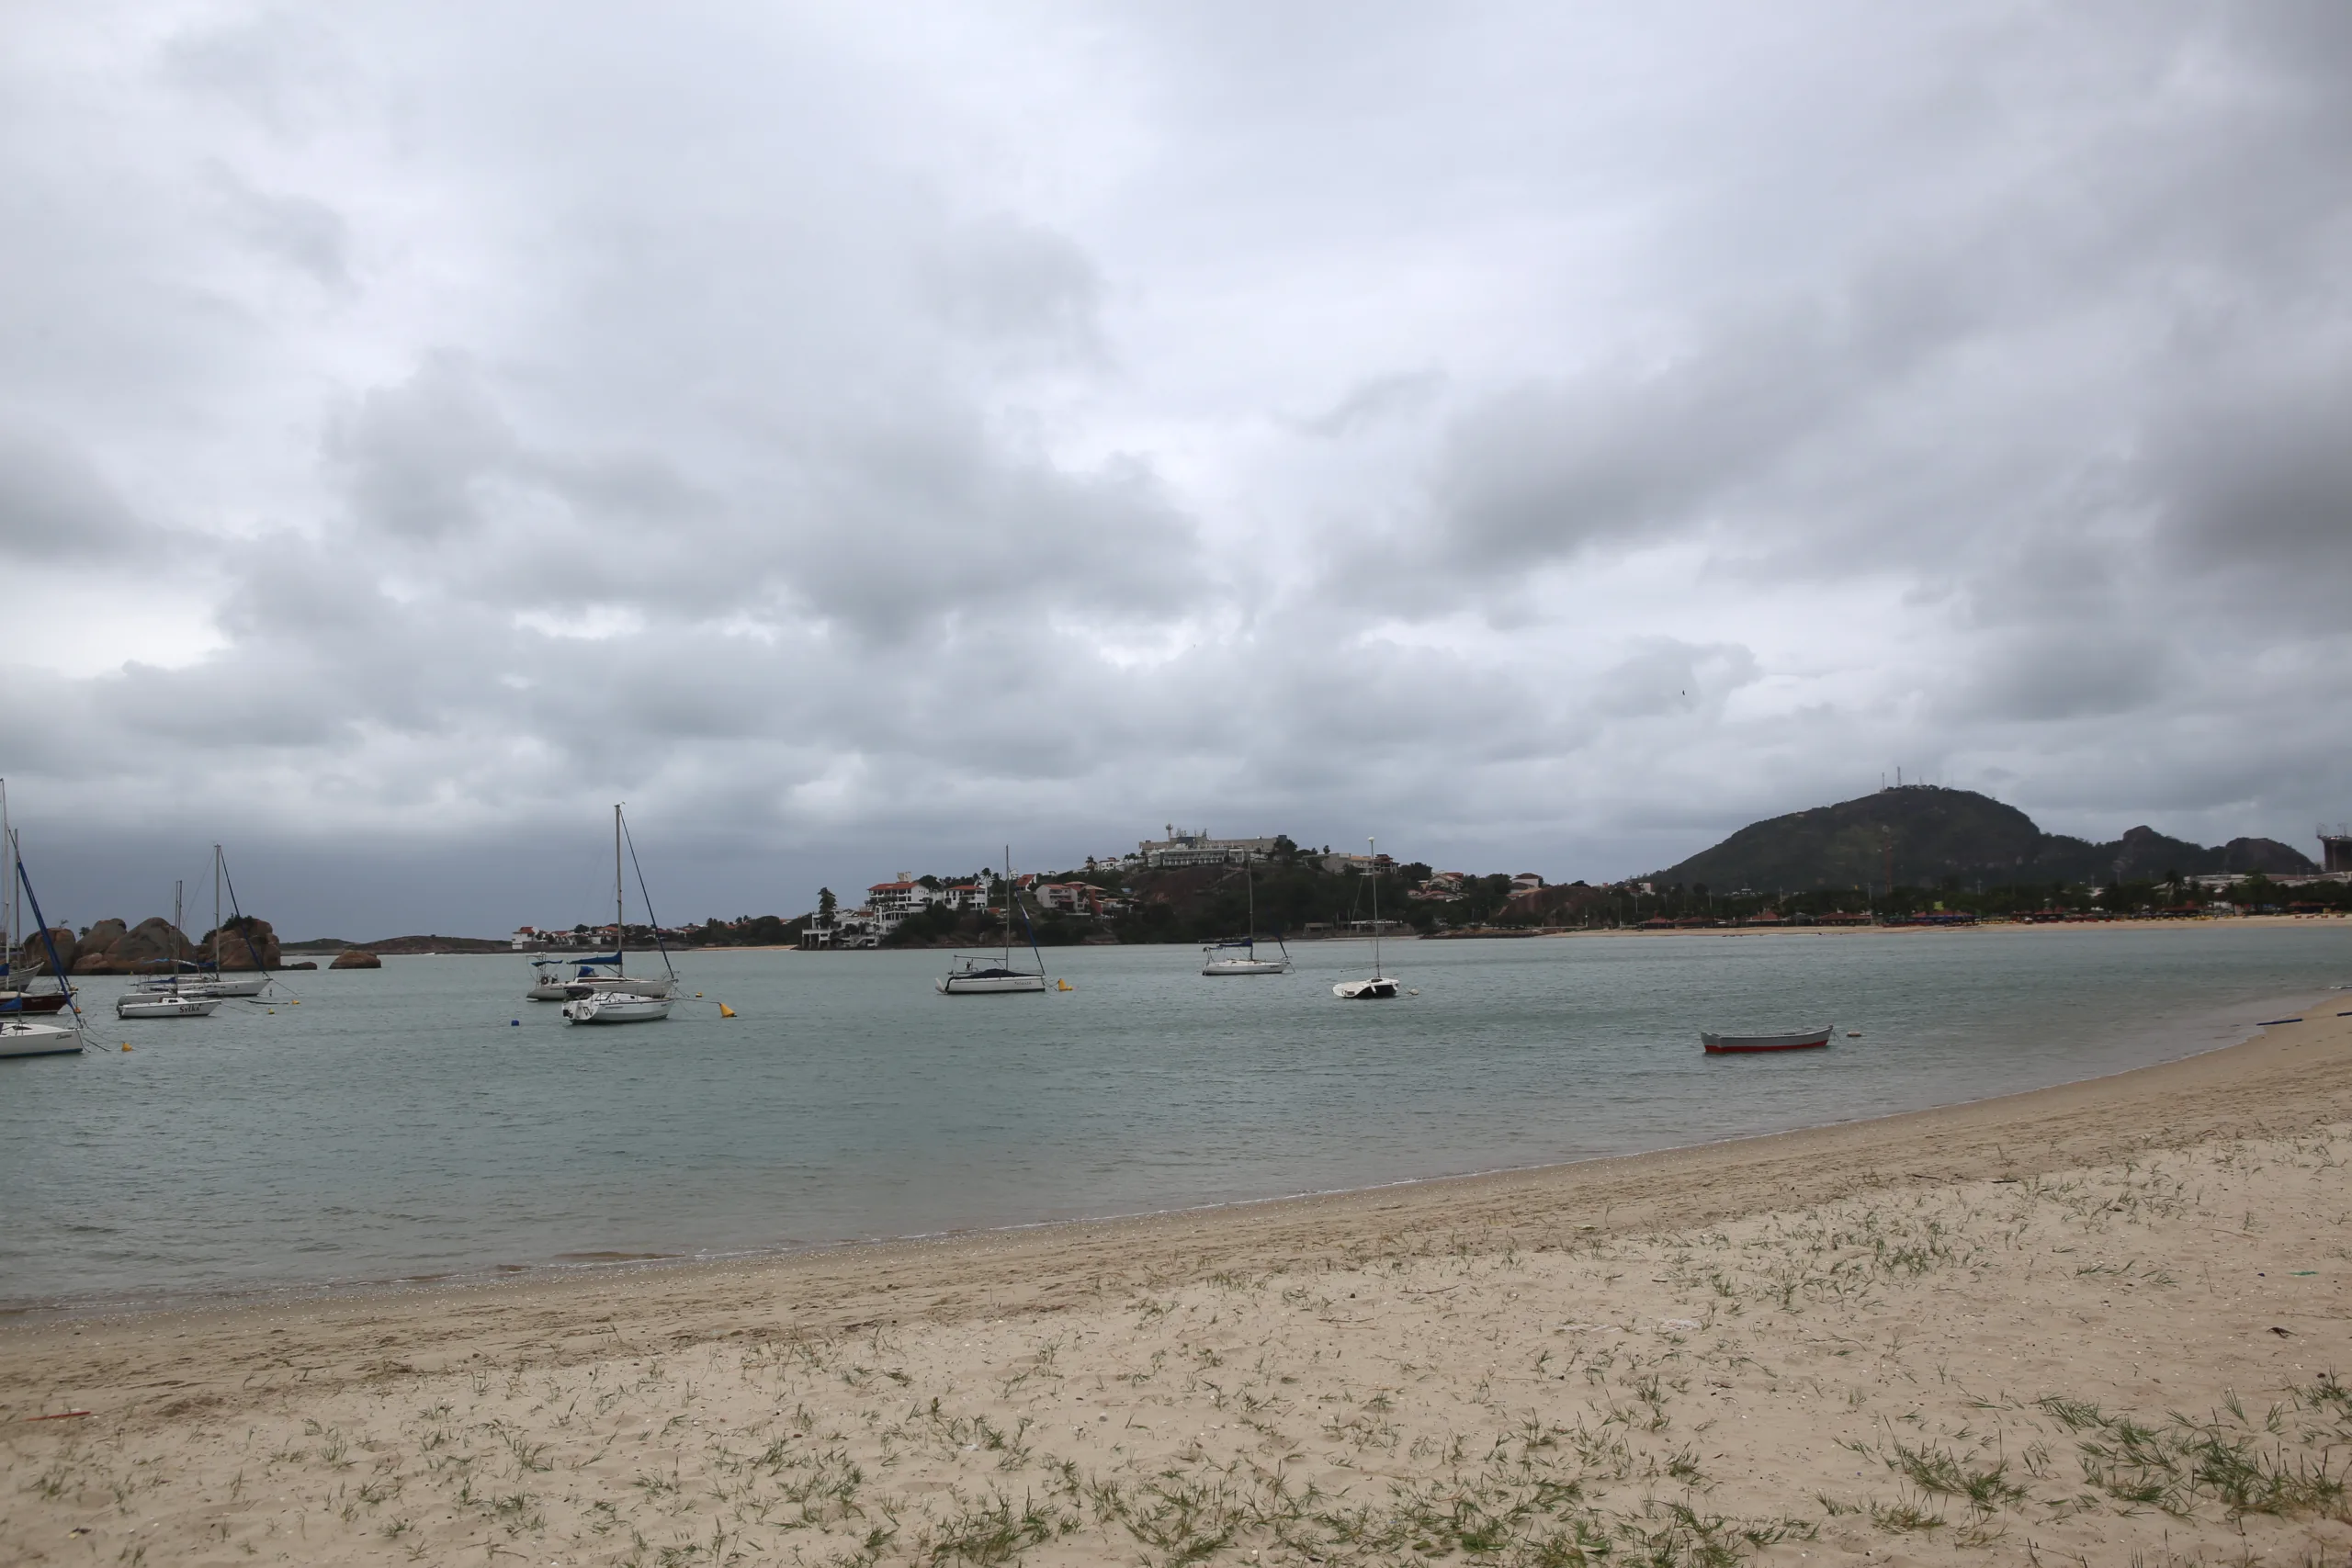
201, 917, 281, 971
9, 926, 79, 977
118, 918, 193, 975
330, 949, 381, 969
67, 919, 128, 973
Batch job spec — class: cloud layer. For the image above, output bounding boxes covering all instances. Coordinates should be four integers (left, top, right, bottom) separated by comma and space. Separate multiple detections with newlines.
3, 1, 2348, 933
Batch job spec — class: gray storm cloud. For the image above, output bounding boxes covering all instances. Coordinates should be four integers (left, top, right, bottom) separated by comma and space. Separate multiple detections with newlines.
0, 0, 2346, 934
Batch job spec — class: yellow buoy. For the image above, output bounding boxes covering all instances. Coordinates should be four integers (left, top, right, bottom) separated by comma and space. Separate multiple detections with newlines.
1057, 978, 1073, 992
120, 1043, 131, 1052
718, 1003, 737, 1019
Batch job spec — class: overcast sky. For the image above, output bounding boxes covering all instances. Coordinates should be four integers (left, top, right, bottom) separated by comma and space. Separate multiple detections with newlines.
4, 2, 2349, 936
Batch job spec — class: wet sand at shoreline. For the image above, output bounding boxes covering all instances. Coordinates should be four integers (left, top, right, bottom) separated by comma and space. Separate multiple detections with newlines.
5, 997, 2350, 1563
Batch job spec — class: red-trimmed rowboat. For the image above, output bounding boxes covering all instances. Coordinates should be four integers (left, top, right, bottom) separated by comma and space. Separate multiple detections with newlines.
1701, 1024, 1833, 1054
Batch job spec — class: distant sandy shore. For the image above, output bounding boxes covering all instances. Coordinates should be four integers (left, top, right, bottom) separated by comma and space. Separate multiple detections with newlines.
6, 996, 2352, 1563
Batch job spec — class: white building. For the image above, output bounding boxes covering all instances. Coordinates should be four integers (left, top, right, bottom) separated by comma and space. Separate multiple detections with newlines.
1137, 826, 1283, 868
866, 874, 941, 933
801, 908, 882, 949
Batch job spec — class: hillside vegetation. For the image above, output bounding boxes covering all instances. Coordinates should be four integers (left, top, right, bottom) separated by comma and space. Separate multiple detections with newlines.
1654, 785, 2315, 893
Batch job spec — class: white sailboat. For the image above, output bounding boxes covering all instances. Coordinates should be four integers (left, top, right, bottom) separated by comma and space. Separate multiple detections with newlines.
937, 850, 1048, 995
129, 846, 272, 998
560, 805, 676, 1024
117, 880, 221, 1019
1, 810, 88, 1054
1332, 836, 1403, 999
0, 1017, 81, 1057
1202, 852, 1292, 976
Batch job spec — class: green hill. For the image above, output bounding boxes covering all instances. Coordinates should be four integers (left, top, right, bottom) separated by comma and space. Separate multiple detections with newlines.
1652, 786, 2315, 893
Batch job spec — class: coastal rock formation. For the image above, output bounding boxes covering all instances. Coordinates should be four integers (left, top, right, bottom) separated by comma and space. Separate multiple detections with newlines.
70, 917, 197, 975
21, 915, 283, 974
330, 949, 381, 969
8, 926, 80, 976
200, 916, 281, 972
282, 960, 318, 970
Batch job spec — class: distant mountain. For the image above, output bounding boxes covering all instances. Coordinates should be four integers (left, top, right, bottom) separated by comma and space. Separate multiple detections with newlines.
1651, 786, 2316, 892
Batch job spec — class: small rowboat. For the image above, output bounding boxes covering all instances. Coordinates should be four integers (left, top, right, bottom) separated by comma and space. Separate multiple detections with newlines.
1701, 1024, 1833, 1054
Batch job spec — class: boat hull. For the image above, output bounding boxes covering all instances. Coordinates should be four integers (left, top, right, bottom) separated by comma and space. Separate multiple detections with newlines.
1332, 976, 1400, 999
190, 976, 271, 998
936, 973, 1048, 994
0, 991, 71, 1014
1701, 1026, 1834, 1054
116, 997, 221, 1019
0, 1021, 80, 1057
537, 975, 677, 1002
1202, 960, 1290, 976
560, 995, 674, 1023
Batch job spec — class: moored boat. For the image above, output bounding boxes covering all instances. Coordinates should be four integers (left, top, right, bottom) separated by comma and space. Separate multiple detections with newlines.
937, 848, 1049, 996
1700, 1024, 1834, 1054
937, 959, 1049, 995
2, 803, 87, 1053
0, 990, 72, 1014
556, 805, 682, 1025
560, 991, 674, 1024
1332, 836, 1404, 999
1202, 852, 1293, 976
117, 994, 221, 1020
0, 1018, 80, 1057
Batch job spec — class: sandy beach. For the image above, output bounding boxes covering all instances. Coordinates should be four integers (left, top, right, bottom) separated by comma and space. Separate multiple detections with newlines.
6, 999, 2351, 1565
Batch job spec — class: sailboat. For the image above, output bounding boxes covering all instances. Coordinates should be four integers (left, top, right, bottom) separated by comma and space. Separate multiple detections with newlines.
1202, 852, 1293, 976
117, 880, 221, 1019
1331, 836, 1402, 999
560, 805, 677, 1024
0, 784, 71, 1015
532, 806, 679, 1005
129, 846, 271, 998
936, 850, 1048, 994
1, 822, 87, 1056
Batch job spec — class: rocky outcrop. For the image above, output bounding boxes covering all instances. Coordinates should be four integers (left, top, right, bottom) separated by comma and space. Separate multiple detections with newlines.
71, 918, 197, 975
21, 915, 284, 975
330, 949, 381, 969
9, 927, 80, 976
199, 917, 281, 971
282, 960, 319, 970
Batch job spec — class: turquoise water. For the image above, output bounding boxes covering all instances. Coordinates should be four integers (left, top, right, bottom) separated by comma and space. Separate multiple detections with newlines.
1, 926, 2346, 1314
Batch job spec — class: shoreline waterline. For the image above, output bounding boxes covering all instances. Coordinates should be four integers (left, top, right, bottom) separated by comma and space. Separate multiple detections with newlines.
2, 980, 2334, 1340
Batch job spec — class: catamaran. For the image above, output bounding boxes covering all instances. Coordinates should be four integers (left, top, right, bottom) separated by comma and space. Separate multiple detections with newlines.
1202, 852, 1292, 976
1331, 836, 1402, 999
560, 805, 678, 1024
937, 850, 1048, 995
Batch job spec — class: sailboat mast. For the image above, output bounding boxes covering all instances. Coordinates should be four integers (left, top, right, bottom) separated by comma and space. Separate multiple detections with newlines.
2, 779, 14, 976
1001, 846, 1012, 965
615, 805, 626, 972
213, 843, 222, 973
1368, 837, 1380, 977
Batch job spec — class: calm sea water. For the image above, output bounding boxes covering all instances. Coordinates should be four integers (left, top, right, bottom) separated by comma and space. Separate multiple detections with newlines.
2, 926, 2346, 1314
